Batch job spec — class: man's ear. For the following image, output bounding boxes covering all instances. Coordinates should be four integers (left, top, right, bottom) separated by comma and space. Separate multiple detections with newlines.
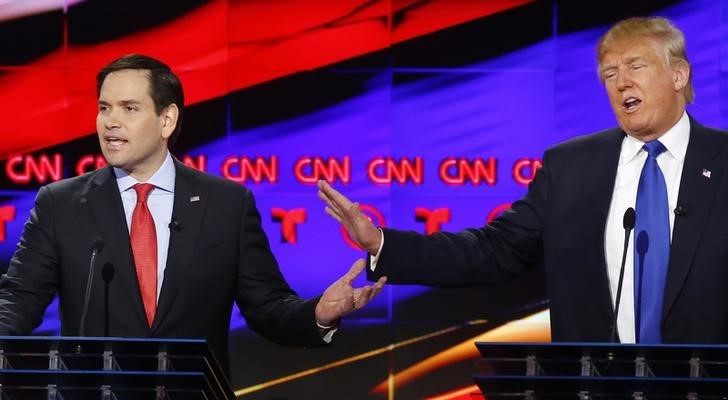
672, 60, 690, 92
161, 104, 179, 140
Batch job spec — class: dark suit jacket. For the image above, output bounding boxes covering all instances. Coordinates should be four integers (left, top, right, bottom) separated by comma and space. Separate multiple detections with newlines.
370, 117, 728, 343
0, 159, 326, 375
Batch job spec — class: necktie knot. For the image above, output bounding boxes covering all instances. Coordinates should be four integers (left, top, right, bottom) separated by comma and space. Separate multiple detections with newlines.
643, 140, 666, 159
134, 183, 155, 204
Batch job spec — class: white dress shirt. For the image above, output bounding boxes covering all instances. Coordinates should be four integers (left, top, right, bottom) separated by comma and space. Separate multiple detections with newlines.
115, 152, 176, 301
604, 111, 689, 343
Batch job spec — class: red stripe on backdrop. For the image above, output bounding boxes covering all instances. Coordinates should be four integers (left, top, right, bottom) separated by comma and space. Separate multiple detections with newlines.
0, 0, 532, 158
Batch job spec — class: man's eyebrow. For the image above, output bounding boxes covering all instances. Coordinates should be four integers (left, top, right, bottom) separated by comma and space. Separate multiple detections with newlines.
624, 56, 648, 64
119, 99, 141, 105
599, 55, 650, 75
98, 99, 141, 105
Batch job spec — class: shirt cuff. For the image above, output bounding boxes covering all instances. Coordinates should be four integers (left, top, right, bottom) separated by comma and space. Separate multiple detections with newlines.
321, 327, 337, 343
316, 320, 339, 343
369, 228, 385, 271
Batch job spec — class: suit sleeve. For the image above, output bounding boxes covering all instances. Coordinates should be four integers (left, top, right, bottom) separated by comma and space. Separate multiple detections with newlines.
0, 186, 60, 334
234, 189, 327, 347
368, 150, 551, 286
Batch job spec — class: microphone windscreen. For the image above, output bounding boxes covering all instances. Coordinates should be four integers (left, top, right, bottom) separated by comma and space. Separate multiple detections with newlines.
623, 207, 636, 230
90, 237, 105, 254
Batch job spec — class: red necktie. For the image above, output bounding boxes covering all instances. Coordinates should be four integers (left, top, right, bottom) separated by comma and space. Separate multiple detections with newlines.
131, 183, 157, 327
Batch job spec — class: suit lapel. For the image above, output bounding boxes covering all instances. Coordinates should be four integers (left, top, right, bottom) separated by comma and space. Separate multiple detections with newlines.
152, 160, 207, 331
663, 119, 722, 318
84, 166, 149, 327
581, 129, 624, 315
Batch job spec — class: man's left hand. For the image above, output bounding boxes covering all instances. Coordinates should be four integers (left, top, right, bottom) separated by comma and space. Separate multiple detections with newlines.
315, 259, 387, 327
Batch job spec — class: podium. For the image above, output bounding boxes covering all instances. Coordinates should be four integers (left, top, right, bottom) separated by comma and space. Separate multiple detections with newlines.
473, 342, 728, 399
0, 336, 235, 399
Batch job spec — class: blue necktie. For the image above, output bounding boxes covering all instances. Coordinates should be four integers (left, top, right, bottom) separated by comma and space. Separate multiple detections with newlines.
634, 140, 670, 343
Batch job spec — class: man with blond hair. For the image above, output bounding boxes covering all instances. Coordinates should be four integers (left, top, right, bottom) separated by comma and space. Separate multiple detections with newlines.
318, 16, 728, 344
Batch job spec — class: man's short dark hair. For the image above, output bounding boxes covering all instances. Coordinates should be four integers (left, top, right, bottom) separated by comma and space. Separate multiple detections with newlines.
96, 54, 184, 147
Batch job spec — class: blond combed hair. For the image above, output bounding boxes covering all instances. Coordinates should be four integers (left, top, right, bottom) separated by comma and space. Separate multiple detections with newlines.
596, 16, 694, 104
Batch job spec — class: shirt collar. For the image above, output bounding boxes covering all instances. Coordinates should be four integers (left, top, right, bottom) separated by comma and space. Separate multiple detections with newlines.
115, 151, 176, 193
620, 111, 690, 164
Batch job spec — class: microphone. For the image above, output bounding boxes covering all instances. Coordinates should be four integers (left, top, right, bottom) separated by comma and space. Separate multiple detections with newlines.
77, 238, 104, 351
674, 205, 687, 216
610, 207, 635, 344
168, 218, 182, 232
101, 263, 115, 337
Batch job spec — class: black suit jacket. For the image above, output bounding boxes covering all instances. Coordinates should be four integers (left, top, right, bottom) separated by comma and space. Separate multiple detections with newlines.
370, 118, 728, 343
0, 159, 326, 374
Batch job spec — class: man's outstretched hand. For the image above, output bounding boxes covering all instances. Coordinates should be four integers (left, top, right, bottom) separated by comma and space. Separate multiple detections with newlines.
317, 180, 382, 255
315, 259, 387, 327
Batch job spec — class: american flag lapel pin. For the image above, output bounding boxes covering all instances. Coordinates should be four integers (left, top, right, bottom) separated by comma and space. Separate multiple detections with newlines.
190, 195, 200, 202
702, 168, 712, 179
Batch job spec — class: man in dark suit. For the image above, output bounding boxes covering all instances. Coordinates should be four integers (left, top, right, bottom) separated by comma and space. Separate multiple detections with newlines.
0, 54, 386, 376
318, 16, 728, 344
